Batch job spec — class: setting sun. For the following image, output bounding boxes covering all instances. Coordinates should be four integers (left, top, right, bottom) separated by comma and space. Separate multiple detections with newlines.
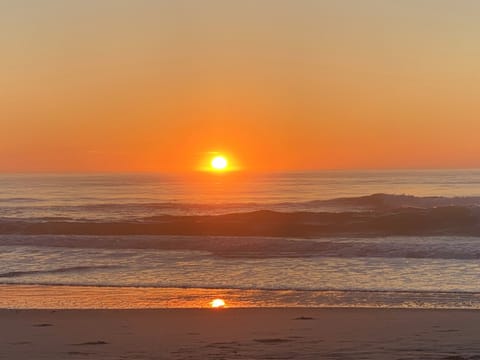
210, 298, 226, 308
211, 156, 228, 171
197, 152, 239, 172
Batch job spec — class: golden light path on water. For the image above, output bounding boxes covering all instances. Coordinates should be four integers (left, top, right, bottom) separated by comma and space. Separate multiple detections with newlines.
210, 298, 226, 308
3, 285, 480, 310
0, 286, 251, 309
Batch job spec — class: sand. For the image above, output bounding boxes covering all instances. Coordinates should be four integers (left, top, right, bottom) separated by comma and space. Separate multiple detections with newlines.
1, 308, 480, 359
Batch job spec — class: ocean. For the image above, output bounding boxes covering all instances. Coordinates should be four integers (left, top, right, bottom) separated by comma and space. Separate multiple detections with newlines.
1, 170, 480, 309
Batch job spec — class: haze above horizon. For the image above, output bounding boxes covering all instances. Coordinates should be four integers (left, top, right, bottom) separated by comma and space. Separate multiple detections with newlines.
2, 1, 480, 172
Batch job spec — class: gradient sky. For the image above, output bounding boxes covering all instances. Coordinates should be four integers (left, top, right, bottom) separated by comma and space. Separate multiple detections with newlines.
2, 0, 480, 172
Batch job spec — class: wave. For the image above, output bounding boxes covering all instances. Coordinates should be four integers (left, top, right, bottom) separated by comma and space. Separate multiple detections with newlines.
2, 235, 480, 260
0, 197, 45, 203
308, 193, 480, 209
3, 193, 480, 215
3, 281, 480, 295
1, 204, 479, 237
0, 265, 121, 278
3, 283, 480, 309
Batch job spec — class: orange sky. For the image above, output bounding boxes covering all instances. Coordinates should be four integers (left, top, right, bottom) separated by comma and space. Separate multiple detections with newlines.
1, 1, 480, 172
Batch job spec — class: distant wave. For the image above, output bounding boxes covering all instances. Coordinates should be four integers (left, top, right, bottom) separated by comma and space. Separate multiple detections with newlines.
3, 193, 480, 217
307, 193, 480, 209
0, 197, 45, 203
0, 265, 121, 278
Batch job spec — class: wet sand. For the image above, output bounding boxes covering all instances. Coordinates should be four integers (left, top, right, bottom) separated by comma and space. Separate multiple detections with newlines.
2, 308, 480, 359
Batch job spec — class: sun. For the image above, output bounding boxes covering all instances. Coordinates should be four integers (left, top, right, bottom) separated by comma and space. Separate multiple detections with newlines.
210, 155, 228, 171
200, 152, 238, 172
210, 298, 226, 308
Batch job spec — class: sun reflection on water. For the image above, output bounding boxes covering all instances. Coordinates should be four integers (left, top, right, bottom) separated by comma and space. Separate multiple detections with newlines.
210, 298, 226, 308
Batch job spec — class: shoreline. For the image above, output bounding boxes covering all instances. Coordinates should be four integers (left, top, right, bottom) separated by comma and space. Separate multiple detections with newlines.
3, 308, 480, 359
3, 284, 480, 310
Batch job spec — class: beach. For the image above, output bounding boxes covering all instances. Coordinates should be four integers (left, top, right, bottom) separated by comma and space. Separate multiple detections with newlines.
2, 308, 480, 359
3, 172, 480, 359
4, 0, 480, 357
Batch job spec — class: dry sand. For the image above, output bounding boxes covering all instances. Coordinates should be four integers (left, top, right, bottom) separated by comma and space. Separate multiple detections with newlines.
1, 308, 480, 359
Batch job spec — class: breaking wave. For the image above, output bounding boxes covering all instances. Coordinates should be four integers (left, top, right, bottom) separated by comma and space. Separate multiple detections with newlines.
2, 193, 480, 220
1, 202, 479, 238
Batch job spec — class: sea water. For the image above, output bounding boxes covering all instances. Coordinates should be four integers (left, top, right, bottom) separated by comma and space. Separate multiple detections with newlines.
1, 170, 480, 309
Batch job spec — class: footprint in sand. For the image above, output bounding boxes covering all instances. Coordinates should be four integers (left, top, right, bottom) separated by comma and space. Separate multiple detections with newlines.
71, 341, 109, 346
254, 338, 292, 344
8, 341, 32, 345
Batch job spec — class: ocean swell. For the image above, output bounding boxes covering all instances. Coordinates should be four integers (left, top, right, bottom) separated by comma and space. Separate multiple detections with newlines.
0, 205, 479, 237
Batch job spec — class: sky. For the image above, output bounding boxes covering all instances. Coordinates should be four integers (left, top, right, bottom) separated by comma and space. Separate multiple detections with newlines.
1, 0, 480, 172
